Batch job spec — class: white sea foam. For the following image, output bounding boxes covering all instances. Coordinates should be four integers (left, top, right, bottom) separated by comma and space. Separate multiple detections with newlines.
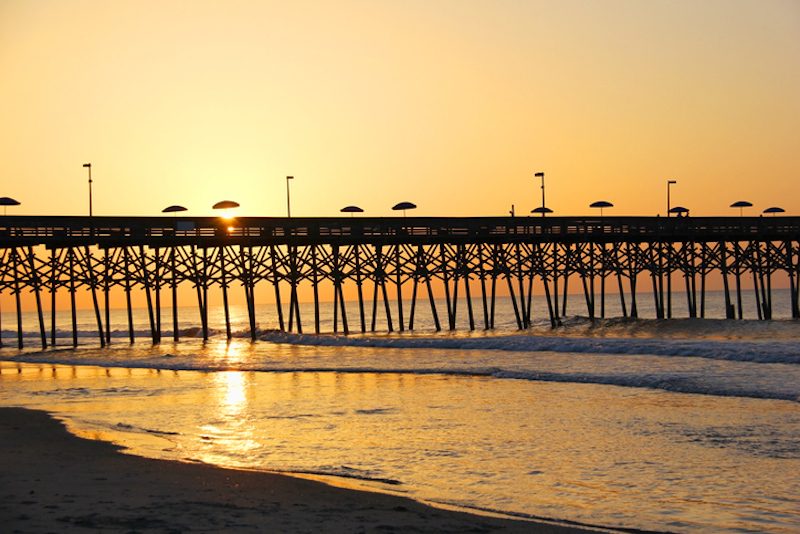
260, 327, 800, 365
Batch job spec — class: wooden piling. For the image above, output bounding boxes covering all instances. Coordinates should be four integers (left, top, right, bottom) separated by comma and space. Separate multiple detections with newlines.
478, 243, 490, 330
288, 245, 302, 334
514, 243, 528, 328
551, 243, 560, 324
123, 247, 135, 342
732, 242, 744, 319
172, 247, 179, 341
192, 246, 209, 340
50, 248, 58, 346
311, 245, 320, 334
27, 246, 47, 348
462, 245, 475, 331
69, 248, 78, 347
103, 248, 111, 344
719, 242, 734, 319
395, 244, 405, 332
490, 245, 498, 329
451, 246, 461, 330
332, 245, 349, 335
270, 245, 285, 331
408, 246, 422, 331
154, 248, 162, 341
375, 246, 393, 332
441, 245, 454, 330
12, 248, 23, 348
241, 245, 257, 341
220, 246, 232, 340
84, 246, 105, 347
139, 245, 158, 343
353, 245, 366, 333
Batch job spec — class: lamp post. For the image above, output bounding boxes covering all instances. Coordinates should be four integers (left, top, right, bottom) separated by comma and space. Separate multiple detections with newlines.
83, 163, 93, 217
667, 180, 676, 217
535, 172, 545, 217
286, 175, 293, 218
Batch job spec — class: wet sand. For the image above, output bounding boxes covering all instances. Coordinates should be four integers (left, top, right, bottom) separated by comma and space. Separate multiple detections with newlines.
0, 407, 607, 533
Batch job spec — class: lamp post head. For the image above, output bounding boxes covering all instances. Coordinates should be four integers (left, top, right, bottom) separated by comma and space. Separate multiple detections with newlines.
83, 163, 91, 168
534, 172, 544, 177
668, 180, 676, 184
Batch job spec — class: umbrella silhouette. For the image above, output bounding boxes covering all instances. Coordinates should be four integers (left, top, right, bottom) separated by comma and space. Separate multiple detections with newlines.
162, 205, 187, 217
0, 197, 20, 215
392, 202, 416, 217
213, 200, 240, 218
340, 206, 363, 217
590, 200, 613, 217
669, 206, 689, 216
763, 207, 785, 217
730, 201, 752, 217
213, 200, 240, 210
531, 207, 552, 215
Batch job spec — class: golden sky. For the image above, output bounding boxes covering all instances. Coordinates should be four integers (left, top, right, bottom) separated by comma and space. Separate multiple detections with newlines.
2, 0, 799, 219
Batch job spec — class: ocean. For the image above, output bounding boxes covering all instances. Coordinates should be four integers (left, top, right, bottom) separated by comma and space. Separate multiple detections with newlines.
1, 289, 798, 534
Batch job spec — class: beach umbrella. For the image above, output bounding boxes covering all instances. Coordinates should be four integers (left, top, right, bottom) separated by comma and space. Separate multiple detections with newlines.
340, 206, 364, 217
730, 201, 752, 217
162, 205, 187, 217
0, 197, 20, 215
531, 207, 552, 215
669, 206, 689, 216
762, 207, 785, 216
213, 200, 240, 218
590, 200, 613, 217
392, 202, 416, 217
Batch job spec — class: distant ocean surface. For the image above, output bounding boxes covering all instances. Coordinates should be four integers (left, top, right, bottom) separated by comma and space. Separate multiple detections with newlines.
1, 289, 799, 534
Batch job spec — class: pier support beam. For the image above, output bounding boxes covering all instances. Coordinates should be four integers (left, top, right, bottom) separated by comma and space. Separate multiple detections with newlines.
85, 246, 105, 347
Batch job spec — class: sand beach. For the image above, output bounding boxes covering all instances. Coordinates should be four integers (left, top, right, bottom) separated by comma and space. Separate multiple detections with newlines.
0, 407, 600, 534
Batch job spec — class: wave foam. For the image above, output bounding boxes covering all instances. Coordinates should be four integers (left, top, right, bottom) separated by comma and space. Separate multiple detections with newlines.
259, 329, 800, 365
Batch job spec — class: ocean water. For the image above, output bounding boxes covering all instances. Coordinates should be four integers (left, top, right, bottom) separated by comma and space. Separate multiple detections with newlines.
1, 290, 799, 534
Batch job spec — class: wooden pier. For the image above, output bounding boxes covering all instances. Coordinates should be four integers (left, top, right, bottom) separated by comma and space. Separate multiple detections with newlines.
1, 215, 799, 348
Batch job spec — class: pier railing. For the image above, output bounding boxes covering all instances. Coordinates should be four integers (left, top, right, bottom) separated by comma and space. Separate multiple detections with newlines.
1, 215, 799, 247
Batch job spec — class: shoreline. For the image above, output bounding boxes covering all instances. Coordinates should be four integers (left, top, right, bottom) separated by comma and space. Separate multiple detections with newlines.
0, 406, 628, 533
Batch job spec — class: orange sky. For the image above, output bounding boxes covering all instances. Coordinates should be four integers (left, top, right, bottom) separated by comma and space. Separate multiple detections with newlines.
1, 0, 799, 220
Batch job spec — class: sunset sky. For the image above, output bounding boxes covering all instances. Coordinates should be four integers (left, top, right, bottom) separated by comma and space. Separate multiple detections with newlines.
1, 0, 799, 220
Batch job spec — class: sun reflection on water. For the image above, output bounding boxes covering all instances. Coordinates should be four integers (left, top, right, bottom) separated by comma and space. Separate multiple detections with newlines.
211, 370, 249, 418
194, 370, 261, 468
205, 339, 253, 369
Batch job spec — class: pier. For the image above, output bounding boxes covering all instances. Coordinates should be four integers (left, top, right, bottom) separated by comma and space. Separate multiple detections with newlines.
1, 215, 799, 348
